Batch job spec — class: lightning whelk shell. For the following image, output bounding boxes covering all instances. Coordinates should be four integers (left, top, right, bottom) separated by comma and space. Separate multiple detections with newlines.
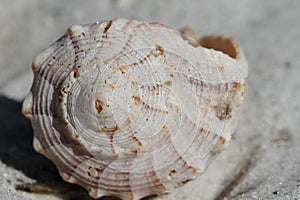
22, 18, 248, 200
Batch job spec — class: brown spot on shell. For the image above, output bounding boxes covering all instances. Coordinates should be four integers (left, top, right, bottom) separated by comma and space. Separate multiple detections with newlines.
108, 134, 114, 142
131, 149, 138, 154
132, 135, 142, 147
215, 104, 232, 120
189, 167, 197, 175
87, 171, 91, 177
169, 169, 177, 177
233, 82, 243, 90
155, 44, 164, 56
60, 86, 69, 95
149, 44, 165, 57
103, 20, 112, 33
134, 21, 169, 29
67, 25, 81, 37
73, 69, 79, 78
133, 95, 141, 104
117, 65, 126, 74
231, 82, 245, 97
101, 126, 119, 132
95, 99, 104, 113
219, 137, 226, 145
95, 168, 103, 173
108, 83, 115, 89
164, 80, 172, 86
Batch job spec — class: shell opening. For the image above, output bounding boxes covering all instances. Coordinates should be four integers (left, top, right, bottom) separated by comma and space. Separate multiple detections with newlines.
200, 36, 239, 59
180, 28, 240, 59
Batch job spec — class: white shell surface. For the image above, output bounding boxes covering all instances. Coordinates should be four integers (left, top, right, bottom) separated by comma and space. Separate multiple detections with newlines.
22, 18, 248, 200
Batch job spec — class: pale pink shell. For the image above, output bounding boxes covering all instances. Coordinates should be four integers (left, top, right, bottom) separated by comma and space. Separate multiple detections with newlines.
22, 18, 248, 200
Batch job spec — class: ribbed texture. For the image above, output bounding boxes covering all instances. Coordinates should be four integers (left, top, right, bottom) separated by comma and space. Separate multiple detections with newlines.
22, 18, 248, 200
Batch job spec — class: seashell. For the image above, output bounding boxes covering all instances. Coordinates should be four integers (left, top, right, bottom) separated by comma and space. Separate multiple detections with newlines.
22, 18, 248, 200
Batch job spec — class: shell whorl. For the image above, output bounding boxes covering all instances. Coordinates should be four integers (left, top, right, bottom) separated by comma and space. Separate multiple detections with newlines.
22, 18, 247, 200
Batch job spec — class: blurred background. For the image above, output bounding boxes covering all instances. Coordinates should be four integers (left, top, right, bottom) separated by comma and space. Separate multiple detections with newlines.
0, 0, 299, 199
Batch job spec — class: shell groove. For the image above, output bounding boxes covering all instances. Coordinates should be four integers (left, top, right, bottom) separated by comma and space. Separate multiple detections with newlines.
22, 18, 248, 200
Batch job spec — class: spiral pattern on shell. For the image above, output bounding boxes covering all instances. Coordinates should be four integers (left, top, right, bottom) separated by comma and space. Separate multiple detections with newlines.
22, 18, 248, 200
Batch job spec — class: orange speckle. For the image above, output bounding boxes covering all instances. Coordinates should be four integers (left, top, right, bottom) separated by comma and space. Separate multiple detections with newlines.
133, 95, 141, 103
233, 82, 243, 90
108, 84, 115, 89
164, 80, 172, 86
117, 65, 126, 74
220, 137, 226, 145
155, 44, 164, 55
